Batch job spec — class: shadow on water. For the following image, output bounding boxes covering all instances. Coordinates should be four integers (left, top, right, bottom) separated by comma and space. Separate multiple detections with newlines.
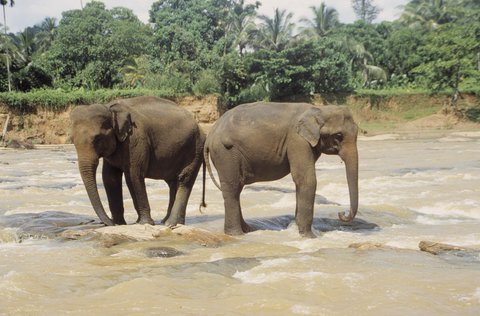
246, 215, 379, 233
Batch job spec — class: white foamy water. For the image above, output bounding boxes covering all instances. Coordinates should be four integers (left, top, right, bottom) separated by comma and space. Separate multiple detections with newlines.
1, 132, 480, 315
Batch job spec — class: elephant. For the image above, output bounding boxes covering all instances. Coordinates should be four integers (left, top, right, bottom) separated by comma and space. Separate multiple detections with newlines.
204, 102, 358, 237
70, 96, 205, 226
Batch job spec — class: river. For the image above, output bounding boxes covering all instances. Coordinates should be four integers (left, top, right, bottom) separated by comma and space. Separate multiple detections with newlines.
1, 131, 479, 315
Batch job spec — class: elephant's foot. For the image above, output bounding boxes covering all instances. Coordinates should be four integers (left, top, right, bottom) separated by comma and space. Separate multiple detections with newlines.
164, 217, 185, 227
113, 217, 127, 225
225, 219, 252, 235
225, 226, 245, 236
299, 229, 316, 238
136, 216, 155, 225
241, 222, 252, 233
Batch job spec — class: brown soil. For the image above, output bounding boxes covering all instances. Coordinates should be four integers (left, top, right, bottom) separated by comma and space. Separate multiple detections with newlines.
0, 95, 479, 146
0, 96, 222, 146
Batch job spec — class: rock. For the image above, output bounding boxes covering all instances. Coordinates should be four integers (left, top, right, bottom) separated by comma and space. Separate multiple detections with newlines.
348, 242, 393, 250
419, 241, 479, 256
61, 224, 233, 248
145, 247, 183, 258
153, 224, 234, 247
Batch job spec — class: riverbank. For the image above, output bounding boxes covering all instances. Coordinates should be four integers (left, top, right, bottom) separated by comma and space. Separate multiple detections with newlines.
0, 94, 479, 146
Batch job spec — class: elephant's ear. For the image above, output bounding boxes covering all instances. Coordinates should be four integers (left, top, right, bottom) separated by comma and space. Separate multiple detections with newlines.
109, 103, 134, 142
295, 107, 325, 147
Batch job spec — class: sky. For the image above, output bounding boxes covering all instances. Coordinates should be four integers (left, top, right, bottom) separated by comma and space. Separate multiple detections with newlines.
2, 0, 409, 33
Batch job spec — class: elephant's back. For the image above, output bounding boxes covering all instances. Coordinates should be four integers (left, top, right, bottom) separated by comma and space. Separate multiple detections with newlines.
217, 102, 311, 133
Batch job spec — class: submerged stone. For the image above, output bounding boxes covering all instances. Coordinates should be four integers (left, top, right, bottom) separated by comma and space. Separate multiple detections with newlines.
145, 246, 183, 258
348, 242, 395, 250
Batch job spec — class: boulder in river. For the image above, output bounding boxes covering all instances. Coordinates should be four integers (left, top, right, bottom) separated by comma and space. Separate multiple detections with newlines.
419, 241, 480, 256
61, 224, 233, 248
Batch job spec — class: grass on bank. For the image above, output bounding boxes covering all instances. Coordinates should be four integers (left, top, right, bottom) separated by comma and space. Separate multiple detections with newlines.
0, 88, 183, 113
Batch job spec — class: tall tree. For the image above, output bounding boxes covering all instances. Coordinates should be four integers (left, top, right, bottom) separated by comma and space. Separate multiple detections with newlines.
227, 0, 260, 55
351, 0, 381, 23
399, 0, 454, 29
35, 17, 57, 53
150, 0, 231, 65
1, 0, 14, 91
255, 8, 295, 52
43, 1, 151, 88
299, 3, 339, 38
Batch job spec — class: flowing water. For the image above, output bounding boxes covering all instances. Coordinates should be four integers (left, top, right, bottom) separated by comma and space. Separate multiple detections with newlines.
1, 131, 480, 315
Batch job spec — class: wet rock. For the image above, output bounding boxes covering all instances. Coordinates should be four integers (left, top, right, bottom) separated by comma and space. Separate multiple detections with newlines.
419, 241, 480, 256
61, 224, 233, 247
246, 215, 379, 233
145, 246, 183, 258
61, 229, 138, 248
0, 211, 100, 242
348, 242, 396, 250
313, 217, 379, 232
153, 224, 234, 247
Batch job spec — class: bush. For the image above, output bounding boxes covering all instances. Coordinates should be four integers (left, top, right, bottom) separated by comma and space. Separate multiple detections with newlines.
13, 64, 53, 92
464, 106, 480, 122
0, 88, 179, 113
192, 70, 220, 96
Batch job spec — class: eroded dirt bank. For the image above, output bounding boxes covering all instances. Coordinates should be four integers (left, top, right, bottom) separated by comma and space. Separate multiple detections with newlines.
0, 94, 478, 146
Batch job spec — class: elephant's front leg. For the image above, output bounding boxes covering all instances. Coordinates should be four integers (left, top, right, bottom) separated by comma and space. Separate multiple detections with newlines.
125, 172, 155, 225
290, 157, 317, 238
102, 162, 126, 225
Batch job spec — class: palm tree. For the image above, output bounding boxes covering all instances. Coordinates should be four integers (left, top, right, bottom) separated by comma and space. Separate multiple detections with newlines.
35, 17, 57, 53
299, 3, 339, 39
400, 0, 453, 29
17, 28, 35, 63
227, 0, 260, 55
351, 0, 381, 23
1, 0, 14, 91
255, 8, 295, 52
120, 56, 148, 88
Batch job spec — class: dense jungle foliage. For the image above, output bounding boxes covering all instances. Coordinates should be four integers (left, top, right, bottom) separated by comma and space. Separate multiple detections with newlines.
1, 0, 479, 108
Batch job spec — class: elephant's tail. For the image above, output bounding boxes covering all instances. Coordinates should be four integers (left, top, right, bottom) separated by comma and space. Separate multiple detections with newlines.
204, 144, 222, 191
199, 160, 207, 213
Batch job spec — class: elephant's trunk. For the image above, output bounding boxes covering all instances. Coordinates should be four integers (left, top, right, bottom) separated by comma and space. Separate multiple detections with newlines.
338, 143, 359, 222
78, 155, 114, 226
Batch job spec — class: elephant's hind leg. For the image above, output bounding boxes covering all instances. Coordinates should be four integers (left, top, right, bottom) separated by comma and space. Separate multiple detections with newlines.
221, 182, 249, 235
125, 174, 155, 225
161, 180, 178, 224
164, 159, 202, 227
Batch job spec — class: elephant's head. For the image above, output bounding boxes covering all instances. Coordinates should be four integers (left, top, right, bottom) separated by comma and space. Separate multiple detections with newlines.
296, 106, 359, 222
70, 102, 133, 225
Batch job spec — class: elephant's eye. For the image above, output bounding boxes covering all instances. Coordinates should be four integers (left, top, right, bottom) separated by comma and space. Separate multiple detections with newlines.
333, 133, 344, 143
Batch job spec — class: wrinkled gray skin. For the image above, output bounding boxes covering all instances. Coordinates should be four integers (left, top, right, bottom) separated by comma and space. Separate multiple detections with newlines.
71, 96, 205, 226
204, 102, 358, 237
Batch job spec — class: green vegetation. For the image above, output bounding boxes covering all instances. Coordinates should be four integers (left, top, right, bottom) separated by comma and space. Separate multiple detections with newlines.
0, 0, 479, 114
0, 88, 178, 112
